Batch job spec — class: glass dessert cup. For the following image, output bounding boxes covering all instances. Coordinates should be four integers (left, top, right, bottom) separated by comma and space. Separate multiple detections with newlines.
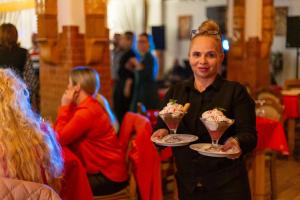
200, 118, 234, 151
159, 112, 185, 142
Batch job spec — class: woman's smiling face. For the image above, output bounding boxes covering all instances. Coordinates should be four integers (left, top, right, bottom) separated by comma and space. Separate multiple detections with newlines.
189, 36, 224, 81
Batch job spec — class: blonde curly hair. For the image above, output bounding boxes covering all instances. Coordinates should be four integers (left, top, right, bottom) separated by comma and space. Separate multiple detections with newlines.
0, 68, 63, 191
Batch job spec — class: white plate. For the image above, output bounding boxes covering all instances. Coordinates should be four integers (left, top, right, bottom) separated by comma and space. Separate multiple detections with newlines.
189, 143, 240, 158
151, 134, 198, 147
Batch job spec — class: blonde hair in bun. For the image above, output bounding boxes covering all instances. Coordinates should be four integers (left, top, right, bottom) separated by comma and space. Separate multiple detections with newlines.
190, 19, 223, 52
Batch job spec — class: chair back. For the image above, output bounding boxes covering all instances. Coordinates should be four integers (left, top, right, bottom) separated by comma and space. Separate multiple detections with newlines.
0, 177, 61, 200
95, 112, 163, 200
256, 87, 282, 104
119, 112, 163, 200
284, 79, 300, 89
146, 109, 159, 128
256, 98, 284, 122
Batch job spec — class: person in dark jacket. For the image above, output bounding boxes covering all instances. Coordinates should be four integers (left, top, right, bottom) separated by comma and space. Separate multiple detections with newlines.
113, 31, 136, 123
129, 33, 160, 112
0, 23, 38, 109
153, 20, 257, 200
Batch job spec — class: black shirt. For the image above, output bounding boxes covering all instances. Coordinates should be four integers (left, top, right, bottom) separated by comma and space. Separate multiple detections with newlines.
155, 75, 257, 192
118, 49, 136, 81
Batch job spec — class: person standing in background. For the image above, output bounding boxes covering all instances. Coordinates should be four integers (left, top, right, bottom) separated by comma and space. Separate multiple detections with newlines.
110, 33, 124, 85
113, 31, 136, 123
129, 33, 160, 112
0, 23, 38, 110
29, 33, 40, 112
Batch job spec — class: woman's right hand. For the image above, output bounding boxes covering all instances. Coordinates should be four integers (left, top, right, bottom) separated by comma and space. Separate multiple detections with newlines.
152, 128, 169, 139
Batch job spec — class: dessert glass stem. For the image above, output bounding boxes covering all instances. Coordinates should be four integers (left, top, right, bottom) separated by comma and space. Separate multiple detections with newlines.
170, 129, 177, 134
170, 128, 181, 141
211, 139, 219, 148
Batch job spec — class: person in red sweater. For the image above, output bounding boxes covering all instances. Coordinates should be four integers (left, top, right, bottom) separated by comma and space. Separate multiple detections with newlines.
54, 66, 128, 196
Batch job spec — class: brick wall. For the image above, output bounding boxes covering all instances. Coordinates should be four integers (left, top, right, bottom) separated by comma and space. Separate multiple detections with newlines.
40, 26, 85, 120
227, 0, 273, 95
39, 26, 112, 121
93, 43, 113, 105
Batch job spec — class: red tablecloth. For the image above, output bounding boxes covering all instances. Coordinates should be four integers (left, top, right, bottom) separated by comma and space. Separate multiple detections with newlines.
256, 117, 289, 155
60, 147, 93, 200
283, 95, 299, 120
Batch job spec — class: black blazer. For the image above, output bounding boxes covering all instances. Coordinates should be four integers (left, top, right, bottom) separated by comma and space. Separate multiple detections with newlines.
0, 45, 28, 76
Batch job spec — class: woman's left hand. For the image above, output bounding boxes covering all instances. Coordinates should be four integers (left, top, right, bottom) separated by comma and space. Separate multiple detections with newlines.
222, 137, 242, 159
61, 88, 77, 106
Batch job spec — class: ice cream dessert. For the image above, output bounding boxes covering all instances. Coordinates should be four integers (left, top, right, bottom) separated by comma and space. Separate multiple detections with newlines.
200, 108, 234, 142
159, 100, 190, 133
159, 101, 190, 116
151, 101, 200, 146
201, 108, 233, 130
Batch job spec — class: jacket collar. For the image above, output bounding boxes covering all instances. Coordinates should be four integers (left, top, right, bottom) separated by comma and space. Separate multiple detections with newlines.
185, 74, 223, 92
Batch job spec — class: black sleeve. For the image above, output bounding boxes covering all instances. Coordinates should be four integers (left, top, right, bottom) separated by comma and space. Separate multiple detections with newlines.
232, 84, 257, 154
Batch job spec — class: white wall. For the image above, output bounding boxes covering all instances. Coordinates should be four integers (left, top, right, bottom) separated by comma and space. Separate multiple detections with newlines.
164, 0, 226, 72
164, 0, 300, 86
57, 0, 85, 33
107, 0, 145, 35
272, 0, 300, 85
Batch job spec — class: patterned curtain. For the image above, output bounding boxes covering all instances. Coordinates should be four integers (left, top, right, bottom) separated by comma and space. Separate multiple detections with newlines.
107, 0, 145, 35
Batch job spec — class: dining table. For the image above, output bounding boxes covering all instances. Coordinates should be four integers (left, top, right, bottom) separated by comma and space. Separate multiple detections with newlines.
250, 116, 289, 200
281, 89, 300, 155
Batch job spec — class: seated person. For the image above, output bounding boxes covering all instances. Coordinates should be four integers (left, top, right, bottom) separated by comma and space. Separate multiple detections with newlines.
0, 68, 63, 192
54, 66, 128, 196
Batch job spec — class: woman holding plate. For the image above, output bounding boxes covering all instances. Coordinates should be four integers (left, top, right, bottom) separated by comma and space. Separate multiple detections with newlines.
152, 20, 257, 200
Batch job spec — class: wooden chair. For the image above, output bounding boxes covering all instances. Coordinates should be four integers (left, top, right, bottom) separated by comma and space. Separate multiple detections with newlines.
256, 98, 284, 122
112, 112, 162, 200
93, 152, 137, 200
255, 98, 284, 199
93, 186, 135, 200
284, 79, 300, 89
94, 114, 138, 200
283, 79, 300, 158
93, 141, 137, 200
256, 87, 282, 104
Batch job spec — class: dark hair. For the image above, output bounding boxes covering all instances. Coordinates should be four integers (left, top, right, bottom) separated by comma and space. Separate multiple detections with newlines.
124, 31, 134, 42
139, 32, 149, 40
0, 23, 18, 50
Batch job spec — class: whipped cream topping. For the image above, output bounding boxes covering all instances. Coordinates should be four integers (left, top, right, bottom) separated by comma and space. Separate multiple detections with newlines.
201, 108, 232, 123
159, 102, 185, 117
